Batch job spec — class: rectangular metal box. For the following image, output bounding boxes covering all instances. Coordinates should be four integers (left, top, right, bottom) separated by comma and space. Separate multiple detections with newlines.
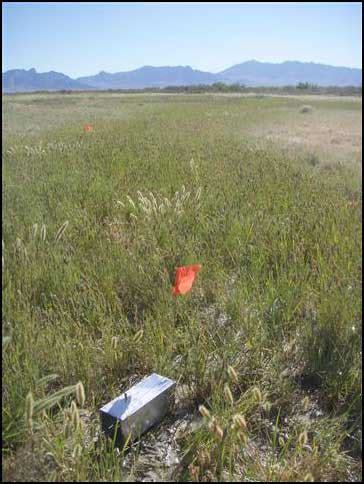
99, 373, 176, 445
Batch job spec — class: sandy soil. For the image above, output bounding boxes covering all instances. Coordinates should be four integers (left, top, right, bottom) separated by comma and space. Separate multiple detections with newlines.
254, 105, 362, 165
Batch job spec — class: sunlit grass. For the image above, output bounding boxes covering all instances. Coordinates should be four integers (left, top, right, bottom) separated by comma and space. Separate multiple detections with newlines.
2, 93, 362, 482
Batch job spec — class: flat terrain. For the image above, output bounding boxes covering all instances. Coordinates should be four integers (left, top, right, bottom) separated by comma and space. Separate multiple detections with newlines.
2, 92, 362, 482
3, 92, 362, 167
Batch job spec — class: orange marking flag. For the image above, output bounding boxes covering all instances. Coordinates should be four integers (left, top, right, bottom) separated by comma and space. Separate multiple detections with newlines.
172, 264, 201, 296
84, 124, 93, 133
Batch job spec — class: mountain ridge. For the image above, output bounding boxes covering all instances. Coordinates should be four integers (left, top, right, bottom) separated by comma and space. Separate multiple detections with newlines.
3, 60, 362, 92
2, 68, 92, 92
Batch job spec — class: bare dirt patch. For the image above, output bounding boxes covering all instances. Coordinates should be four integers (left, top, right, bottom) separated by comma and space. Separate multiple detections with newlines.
257, 106, 362, 165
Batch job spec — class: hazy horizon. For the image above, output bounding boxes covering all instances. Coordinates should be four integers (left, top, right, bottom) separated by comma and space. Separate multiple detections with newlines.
3, 58, 362, 78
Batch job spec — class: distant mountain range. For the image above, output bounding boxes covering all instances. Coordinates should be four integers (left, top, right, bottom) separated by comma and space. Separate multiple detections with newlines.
2, 68, 91, 92
2, 61, 362, 92
219, 60, 362, 87
77, 65, 220, 90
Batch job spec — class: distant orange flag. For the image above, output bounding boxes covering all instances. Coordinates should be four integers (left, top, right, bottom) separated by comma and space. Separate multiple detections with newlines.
84, 124, 93, 133
172, 264, 201, 296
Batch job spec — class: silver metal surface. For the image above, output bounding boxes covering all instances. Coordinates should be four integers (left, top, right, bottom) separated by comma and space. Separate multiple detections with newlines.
100, 373, 176, 444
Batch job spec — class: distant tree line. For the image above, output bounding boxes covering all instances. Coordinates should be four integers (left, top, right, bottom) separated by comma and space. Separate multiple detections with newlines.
123, 83, 361, 96
87, 82, 363, 96
7, 82, 362, 96
99, 83, 361, 96
160, 82, 247, 93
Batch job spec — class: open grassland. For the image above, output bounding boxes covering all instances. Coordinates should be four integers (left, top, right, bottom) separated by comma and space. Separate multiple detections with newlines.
2, 93, 362, 482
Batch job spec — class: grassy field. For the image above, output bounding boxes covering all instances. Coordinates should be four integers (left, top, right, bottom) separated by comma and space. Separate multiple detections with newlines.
2, 92, 362, 482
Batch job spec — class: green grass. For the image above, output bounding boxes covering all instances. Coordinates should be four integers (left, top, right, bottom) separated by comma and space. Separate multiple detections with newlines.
2, 93, 362, 482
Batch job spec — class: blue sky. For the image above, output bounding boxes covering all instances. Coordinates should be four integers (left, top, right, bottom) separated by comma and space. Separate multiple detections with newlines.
2, 2, 362, 77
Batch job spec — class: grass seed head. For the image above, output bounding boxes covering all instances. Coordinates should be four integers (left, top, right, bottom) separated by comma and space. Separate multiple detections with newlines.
72, 444, 82, 460
64, 408, 72, 422
55, 221, 69, 242
15, 238, 22, 251
198, 405, 211, 419
208, 418, 224, 441
133, 329, 143, 343
252, 386, 262, 403
64, 421, 73, 438
111, 336, 119, 350
126, 195, 136, 209
224, 383, 234, 405
214, 424, 224, 441
298, 430, 308, 446
198, 449, 211, 467
233, 414, 247, 431
262, 400, 272, 413
304, 473, 315, 482
32, 223, 38, 239
72, 407, 81, 431
237, 430, 248, 445
70, 400, 78, 413
227, 365, 239, 384
75, 381, 85, 407
25, 392, 34, 421
41, 224, 47, 241
302, 396, 310, 412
